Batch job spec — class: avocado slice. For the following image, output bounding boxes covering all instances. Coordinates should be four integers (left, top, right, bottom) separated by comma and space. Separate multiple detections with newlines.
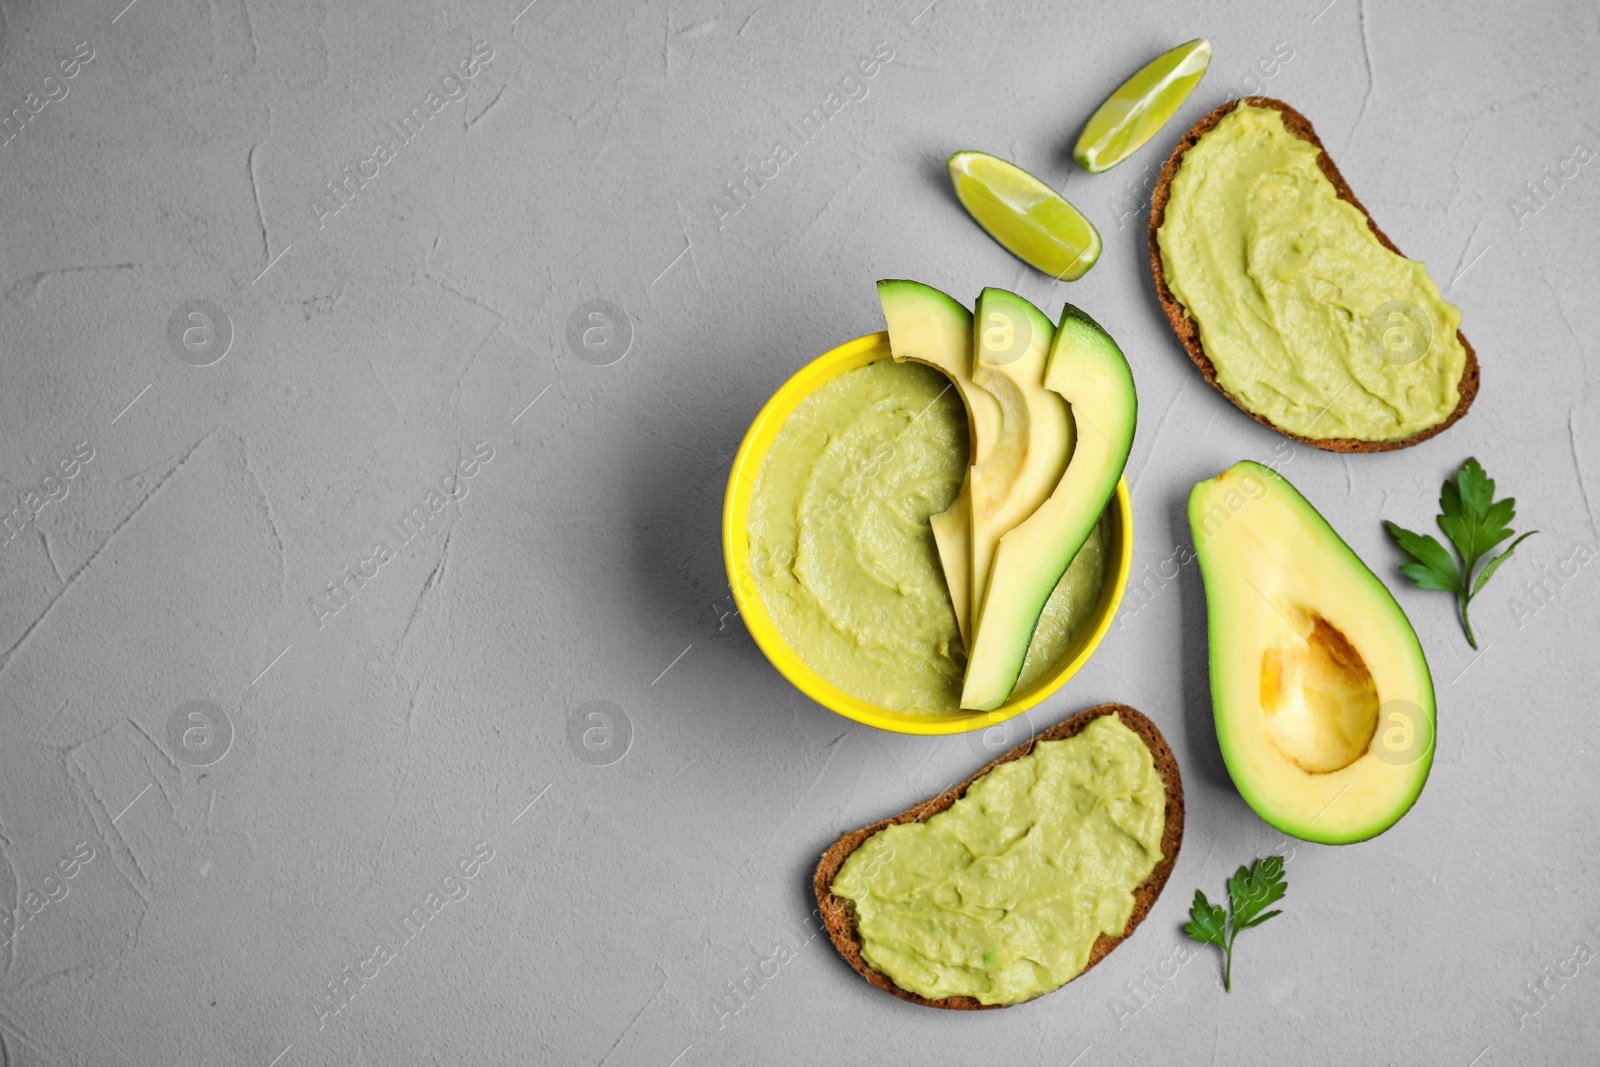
962, 305, 1136, 710
1190, 461, 1435, 843
877, 280, 1001, 646
927, 494, 972, 647
968, 289, 1069, 657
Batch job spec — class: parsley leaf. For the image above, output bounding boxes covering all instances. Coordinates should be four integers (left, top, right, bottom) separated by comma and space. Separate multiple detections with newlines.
1228, 854, 1286, 930
1184, 857, 1287, 992
1384, 457, 1536, 649
1183, 891, 1227, 948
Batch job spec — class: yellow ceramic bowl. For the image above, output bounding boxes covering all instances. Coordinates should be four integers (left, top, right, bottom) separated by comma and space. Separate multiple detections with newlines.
722, 331, 1134, 736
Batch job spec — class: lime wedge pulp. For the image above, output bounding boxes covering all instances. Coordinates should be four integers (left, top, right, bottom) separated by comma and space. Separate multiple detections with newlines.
947, 152, 1102, 281
1074, 38, 1211, 174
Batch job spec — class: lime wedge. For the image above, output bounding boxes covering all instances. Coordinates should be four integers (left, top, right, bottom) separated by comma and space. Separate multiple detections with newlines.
1074, 38, 1211, 174
947, 151, 1102, 281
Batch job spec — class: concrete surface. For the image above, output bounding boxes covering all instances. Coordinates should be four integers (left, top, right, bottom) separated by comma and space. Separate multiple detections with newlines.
0, 0, 1596, 1063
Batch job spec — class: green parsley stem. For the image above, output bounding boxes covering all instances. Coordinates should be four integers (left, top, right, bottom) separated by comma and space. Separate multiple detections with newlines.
1223, 928, 1236, 992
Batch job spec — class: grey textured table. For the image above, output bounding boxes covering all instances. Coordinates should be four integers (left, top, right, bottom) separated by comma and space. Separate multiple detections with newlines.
0, 0, 1595, 1064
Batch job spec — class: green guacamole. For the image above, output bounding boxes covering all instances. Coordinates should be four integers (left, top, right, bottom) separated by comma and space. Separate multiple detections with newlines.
830, 715, 1167, 1005
747, 359, 1107, 715
1156, 103, 1466, 442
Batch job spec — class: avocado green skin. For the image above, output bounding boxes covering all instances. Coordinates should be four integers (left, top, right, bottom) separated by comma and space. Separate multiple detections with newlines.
1188, 461, 1435, 844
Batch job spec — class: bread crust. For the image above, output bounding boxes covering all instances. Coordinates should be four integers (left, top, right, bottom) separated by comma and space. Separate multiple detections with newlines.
812, 703, 1185, 1009
1147, 96, 1479, 453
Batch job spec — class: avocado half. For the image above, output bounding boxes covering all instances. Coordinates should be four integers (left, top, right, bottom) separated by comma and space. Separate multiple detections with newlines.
1189, 462, 1435, 843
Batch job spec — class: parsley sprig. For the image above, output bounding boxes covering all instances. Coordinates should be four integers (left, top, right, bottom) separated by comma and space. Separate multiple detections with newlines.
1383, 457, 1536, 649
1184, 856, 1287, 992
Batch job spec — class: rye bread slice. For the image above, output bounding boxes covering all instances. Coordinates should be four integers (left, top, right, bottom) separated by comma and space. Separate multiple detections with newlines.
1147, 96, 1479, 453
813, 703, 1184, 1010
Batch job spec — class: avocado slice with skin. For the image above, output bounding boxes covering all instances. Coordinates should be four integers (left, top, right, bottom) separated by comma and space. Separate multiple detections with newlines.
877, 280, 1000, 646
962, 305, 1136, 710
1189, 461, 1435, 844
968, 289, 1069, 656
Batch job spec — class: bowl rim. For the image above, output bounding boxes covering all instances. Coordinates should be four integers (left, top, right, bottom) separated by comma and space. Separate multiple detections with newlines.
722, 330, 1134, 736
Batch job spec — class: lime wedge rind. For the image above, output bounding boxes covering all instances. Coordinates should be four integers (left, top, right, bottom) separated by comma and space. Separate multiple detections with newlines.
947, 151, 1102, 282
1075, 38, 1212, 174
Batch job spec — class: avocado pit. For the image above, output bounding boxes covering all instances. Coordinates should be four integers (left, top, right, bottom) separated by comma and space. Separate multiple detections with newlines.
1258, 610, 1379, 774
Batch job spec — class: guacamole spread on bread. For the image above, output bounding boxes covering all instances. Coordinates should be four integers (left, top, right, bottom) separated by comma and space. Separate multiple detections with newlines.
830, 715, 1166, 1005
747, 358, 1107, 714
1156, 102, 1467, 442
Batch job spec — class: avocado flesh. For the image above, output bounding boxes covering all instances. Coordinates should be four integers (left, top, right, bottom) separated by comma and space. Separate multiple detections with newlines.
962, 305, 1135, 710
968, 289, 1070, 657
878, 280, 1000, 647
928, 493, 972, 646
1189, 461, 1435, 843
